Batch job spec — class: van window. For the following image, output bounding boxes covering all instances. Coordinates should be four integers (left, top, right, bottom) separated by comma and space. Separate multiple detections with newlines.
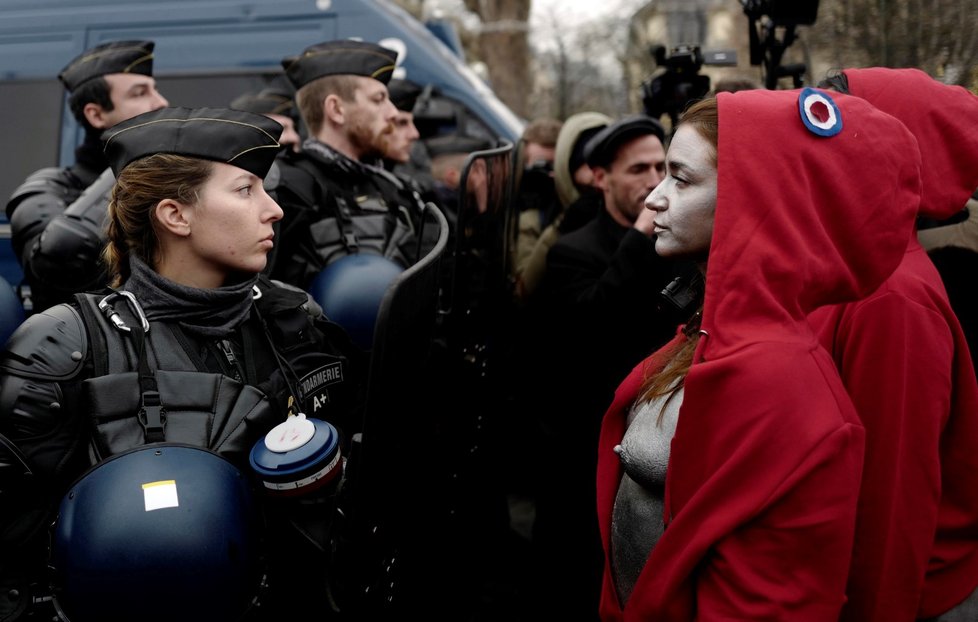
0, 80, 64, 205
156, 72, 283, 109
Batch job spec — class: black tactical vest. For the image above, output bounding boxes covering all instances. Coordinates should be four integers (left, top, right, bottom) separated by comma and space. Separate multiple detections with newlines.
274, 155, 421, 281
74, 290, 277, 465
71, 280, 354, 465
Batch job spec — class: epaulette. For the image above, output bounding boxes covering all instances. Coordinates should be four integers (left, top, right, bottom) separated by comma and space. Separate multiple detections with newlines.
0, 304, 88, 381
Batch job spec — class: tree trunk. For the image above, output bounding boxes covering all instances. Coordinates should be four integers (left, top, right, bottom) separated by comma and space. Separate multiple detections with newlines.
809, 0, 978, 90
469, 0, 533, 119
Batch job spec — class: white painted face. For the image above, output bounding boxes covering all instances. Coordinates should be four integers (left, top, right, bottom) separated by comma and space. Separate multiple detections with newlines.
644, 124, 717, 261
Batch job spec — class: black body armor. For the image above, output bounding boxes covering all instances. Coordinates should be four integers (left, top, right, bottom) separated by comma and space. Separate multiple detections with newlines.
268, 143, 426, 288
6, 161, 110, 312
0, 277, 362, 620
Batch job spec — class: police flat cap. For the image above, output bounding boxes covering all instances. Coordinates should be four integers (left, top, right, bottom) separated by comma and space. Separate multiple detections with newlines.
59, 40, 155, 92
102, 107, 283, 179
388, 78, 423, 112
583, 115, 665, 168
230, 86, 295, 116
283, 40, 398, 89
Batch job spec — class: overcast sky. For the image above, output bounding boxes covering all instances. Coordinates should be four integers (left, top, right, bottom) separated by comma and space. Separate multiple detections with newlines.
529, 0, 643, 56
530, 0, 636, 26
425, 0, 641, 34
422, 0, 643, 59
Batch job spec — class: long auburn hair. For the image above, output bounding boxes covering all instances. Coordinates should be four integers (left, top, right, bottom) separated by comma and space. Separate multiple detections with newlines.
637, 96, 718, 414
103, 153, 212, 287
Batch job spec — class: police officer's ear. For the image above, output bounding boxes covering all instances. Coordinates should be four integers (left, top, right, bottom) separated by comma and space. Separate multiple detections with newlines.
83, 101, 113, 130
323, 93, 346, 126
154, 198, 193, 239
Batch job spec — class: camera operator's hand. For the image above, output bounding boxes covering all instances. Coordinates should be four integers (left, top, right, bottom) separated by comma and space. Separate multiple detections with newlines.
634, 205, 658, 237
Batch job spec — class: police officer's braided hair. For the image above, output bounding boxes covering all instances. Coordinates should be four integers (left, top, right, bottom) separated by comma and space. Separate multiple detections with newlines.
103, 154, 212, 286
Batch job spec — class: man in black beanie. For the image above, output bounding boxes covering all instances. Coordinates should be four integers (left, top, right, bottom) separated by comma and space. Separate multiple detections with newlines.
5, 40, 169, 313
268, 40, 429, 287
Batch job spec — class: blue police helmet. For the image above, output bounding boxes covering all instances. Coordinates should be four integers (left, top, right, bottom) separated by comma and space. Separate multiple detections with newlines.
50, 444, 264, 622
308, 254, 404, 350
0, 275, 24, 346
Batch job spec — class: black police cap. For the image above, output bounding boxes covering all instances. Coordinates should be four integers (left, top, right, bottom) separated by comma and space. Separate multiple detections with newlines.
58, 40, 155, 92
583, 115, 665, 169
102, 107, 283, 179
230, 86, 295, 116
388, 78, 423, 112
282, 40, 398, 90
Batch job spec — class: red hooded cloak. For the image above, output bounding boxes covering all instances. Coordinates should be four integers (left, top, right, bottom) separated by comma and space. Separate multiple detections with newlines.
808, 67, 978, 621
597, 88, 922, 621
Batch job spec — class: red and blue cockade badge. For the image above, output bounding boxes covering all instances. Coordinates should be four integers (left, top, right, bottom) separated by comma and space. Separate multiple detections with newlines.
798, 87, 843, 137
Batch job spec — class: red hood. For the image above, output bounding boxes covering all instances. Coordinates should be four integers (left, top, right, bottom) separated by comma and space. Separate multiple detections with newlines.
597, 89, 925, 621
844, 67, 978, 220
698, 89, 922, 361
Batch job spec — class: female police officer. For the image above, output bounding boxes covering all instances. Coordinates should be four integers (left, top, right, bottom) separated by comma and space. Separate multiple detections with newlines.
0, 107, 364, 621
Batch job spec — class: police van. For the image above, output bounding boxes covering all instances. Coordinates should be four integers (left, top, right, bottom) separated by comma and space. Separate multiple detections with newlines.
0, 0, 524, 296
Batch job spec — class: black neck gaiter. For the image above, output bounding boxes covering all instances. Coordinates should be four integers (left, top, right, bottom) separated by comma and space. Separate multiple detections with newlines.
122, 256, 258, 339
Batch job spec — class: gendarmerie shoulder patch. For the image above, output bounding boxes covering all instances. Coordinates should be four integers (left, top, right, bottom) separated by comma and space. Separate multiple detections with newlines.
298, 361, 344, 415
799, 87, 843, 137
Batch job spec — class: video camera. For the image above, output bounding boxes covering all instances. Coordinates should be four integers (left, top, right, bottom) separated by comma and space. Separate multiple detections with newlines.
742, 0, 820, 89
641, 44, 737, 128
742, 0, 818, 27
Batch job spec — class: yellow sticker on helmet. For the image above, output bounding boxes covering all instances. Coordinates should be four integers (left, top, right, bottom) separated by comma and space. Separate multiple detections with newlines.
142, 479, 179, 512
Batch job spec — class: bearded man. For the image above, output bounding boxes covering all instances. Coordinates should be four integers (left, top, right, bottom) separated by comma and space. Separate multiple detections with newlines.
268, 40, 428, 286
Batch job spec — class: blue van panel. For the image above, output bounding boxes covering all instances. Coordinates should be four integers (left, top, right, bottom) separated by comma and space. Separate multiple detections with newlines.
0, 33, 82, 80
0, 0, 522, 147
424, 19, 465, 59
92, 22, 339, 69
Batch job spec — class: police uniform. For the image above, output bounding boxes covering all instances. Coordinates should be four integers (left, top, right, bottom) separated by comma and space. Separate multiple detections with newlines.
385, 77, 433, 183
5, 40, 156, 313
387, 77, 423, 115
0, 107, 364, 621
267, 40, 429, 288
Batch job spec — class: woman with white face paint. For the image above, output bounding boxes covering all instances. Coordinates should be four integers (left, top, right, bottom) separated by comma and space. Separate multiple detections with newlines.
644, 122, 718, 265
593, 91, 923, 621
